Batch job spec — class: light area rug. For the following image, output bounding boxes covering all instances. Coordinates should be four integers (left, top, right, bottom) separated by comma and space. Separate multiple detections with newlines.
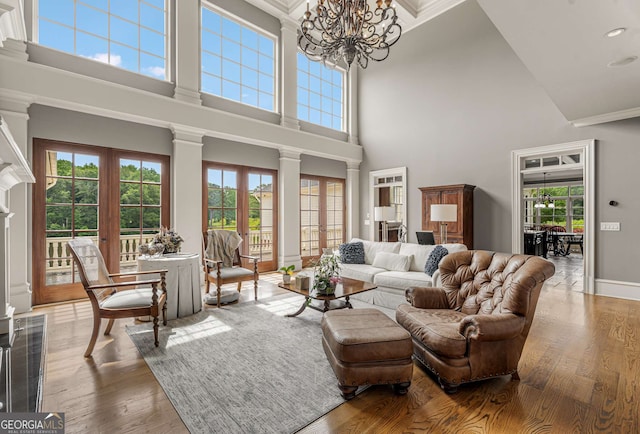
126, 293, 395, 434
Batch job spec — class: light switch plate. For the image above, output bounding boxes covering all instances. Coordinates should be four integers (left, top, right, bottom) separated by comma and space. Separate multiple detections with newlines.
600, 222, 620, 231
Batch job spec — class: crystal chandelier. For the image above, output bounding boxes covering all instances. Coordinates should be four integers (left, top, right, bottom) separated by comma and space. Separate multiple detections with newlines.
534, 172, 555, 209
298, 0, 403, 69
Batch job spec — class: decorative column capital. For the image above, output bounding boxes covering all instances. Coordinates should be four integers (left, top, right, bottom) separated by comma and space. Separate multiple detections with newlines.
0, 90, 33, 116
171, 125, 205, 145
280, 18, 299, 33
279, 148, 301, 161
346, 161, 360, 171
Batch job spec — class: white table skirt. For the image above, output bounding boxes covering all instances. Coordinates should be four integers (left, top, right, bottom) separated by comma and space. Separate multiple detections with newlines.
137, 253, 202, 320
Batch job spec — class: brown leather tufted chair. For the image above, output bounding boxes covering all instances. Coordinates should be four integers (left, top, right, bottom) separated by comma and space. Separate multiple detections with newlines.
396, 250, 555, 393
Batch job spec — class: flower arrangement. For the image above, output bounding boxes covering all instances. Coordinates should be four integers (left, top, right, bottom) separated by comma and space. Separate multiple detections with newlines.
312, 254, 341, 294
152, 227, 183, 254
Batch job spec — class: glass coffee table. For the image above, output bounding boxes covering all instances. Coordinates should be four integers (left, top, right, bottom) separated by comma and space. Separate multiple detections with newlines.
278, 277, 377, 317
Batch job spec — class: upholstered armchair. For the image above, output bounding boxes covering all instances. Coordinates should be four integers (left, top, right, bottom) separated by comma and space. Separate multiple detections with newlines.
396, 250, 555, 393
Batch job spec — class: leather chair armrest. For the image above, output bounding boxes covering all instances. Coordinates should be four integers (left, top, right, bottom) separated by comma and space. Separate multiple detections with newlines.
405, 286, 449, 309
459, 314, 526, 341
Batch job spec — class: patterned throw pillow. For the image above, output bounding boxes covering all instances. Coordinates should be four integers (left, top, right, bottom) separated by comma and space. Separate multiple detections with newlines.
339, 242, 365, 264
424, 245, 449, 276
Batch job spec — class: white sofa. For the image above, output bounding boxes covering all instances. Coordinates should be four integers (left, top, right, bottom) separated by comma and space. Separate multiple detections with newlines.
338, 238, 468, 309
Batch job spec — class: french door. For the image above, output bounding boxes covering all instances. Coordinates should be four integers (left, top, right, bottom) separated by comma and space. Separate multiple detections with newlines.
203, 162, 278, 272
300, 175, 345, 266
32, 139, 170, 305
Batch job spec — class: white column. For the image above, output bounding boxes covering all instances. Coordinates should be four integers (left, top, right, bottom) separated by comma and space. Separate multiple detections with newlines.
171, 127, 204, 256
346, 161, 360, 240
347, 65, 359, 145
0, 98, 32, 314
173, 0, 202, 105
0, 212, 15, 337
278, 149, 302, 270
280, 19, 300, 130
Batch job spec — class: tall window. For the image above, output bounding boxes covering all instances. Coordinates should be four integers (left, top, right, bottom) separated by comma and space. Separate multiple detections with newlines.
201, 6, 276, 111
297, 53, 344, 131
36, 0, 167, 80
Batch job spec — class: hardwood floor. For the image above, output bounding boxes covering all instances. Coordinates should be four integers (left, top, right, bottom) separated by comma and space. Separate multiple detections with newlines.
25, 268, 640, 433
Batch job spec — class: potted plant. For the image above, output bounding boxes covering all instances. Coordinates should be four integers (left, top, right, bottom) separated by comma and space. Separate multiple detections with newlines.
279, 265, 295, 284
312, 254, 341, 295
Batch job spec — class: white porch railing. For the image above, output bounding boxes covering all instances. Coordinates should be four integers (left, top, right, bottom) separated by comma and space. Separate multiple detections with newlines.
44, 227, 341, 276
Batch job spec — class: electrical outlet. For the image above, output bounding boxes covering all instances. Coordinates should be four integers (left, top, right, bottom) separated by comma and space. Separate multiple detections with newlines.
600, 222, 620, 231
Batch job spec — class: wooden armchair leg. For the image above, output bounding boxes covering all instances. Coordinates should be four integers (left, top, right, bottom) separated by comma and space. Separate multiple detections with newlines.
236, 281, 242, 292
254, 278, 258, 301
153, 315, 159, 347
85, 315, 101, 358
162, 302, 167, 326
217, 286, 221, 308
104, 318, 115, 335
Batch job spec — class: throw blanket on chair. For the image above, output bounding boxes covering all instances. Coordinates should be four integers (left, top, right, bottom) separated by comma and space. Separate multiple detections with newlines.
206, 230, 243, 268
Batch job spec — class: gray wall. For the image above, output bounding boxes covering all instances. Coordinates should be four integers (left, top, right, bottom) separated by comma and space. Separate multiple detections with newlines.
357, 0, 640, 283
28, 105, 173, 155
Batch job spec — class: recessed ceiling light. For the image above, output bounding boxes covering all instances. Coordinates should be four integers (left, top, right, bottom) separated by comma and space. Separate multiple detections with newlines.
607, 56, 638, 67
605, 27, 626, 38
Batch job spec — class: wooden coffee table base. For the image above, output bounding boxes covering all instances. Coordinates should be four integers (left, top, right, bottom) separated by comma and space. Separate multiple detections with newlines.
285, 297, 352, 317
278, 277, 376, 318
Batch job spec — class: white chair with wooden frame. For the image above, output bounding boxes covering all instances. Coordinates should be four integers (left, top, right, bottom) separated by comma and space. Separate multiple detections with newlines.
67, 238, 168, 357
202, 230, 259, 308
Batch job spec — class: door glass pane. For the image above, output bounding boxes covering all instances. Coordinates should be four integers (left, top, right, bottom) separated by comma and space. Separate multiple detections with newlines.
119, 157, 165, 272
246, 173, 274, 262
44, 151, 100, 287
206, 168, 238, 232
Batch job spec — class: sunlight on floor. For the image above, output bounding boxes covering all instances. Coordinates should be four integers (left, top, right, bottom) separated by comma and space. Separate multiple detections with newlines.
256, 296, 302, 316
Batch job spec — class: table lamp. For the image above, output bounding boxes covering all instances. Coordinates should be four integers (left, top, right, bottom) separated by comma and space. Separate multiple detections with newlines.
430, 204, 457, 244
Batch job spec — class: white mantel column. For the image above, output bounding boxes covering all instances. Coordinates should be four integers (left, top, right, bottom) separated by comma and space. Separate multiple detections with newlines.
0, 212, 14, 337
280, 19, 300, 130
278, 149, 302, 270
173, 0, 202, 105
171, 127, 203, 255
0, 97, 32, 314
346, 161, 360, 240
347, 65, 359, 145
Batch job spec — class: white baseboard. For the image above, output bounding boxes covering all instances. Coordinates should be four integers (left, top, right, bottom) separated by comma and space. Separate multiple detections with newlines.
595, 279, 640, 301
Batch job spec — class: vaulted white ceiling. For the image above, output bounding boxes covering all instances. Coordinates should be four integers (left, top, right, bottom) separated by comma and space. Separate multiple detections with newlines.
249, 0, 640, 127
245, 0, 467, 33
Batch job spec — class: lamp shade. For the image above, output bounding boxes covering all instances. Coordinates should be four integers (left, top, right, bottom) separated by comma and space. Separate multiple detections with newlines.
430, 204, 457, 222
374, 206, 395, 221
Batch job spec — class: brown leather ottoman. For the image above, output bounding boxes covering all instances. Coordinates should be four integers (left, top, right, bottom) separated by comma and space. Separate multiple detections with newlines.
321, 308, 413, 400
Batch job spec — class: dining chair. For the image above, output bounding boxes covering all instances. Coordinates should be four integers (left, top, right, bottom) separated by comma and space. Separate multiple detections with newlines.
67, 238, 167, 357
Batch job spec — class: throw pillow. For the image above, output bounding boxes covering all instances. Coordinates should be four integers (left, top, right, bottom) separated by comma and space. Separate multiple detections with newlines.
372, 252, 412, 272
424, 245, 449, 276
339, 242, 365, 264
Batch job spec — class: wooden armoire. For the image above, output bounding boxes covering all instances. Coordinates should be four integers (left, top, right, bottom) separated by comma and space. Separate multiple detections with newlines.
419, 184, 475, 248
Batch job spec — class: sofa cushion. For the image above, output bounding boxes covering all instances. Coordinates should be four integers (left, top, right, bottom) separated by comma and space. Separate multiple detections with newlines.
372, 252, 412, 272
399, 243, 468, 272
374, 271, 433, 290
339, 263, 387, 283
399, 243, 436, 272
339, 241, 365, 264
425, 245, 449, 275
396, 305, 467, 359
350, 238, 401, 265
